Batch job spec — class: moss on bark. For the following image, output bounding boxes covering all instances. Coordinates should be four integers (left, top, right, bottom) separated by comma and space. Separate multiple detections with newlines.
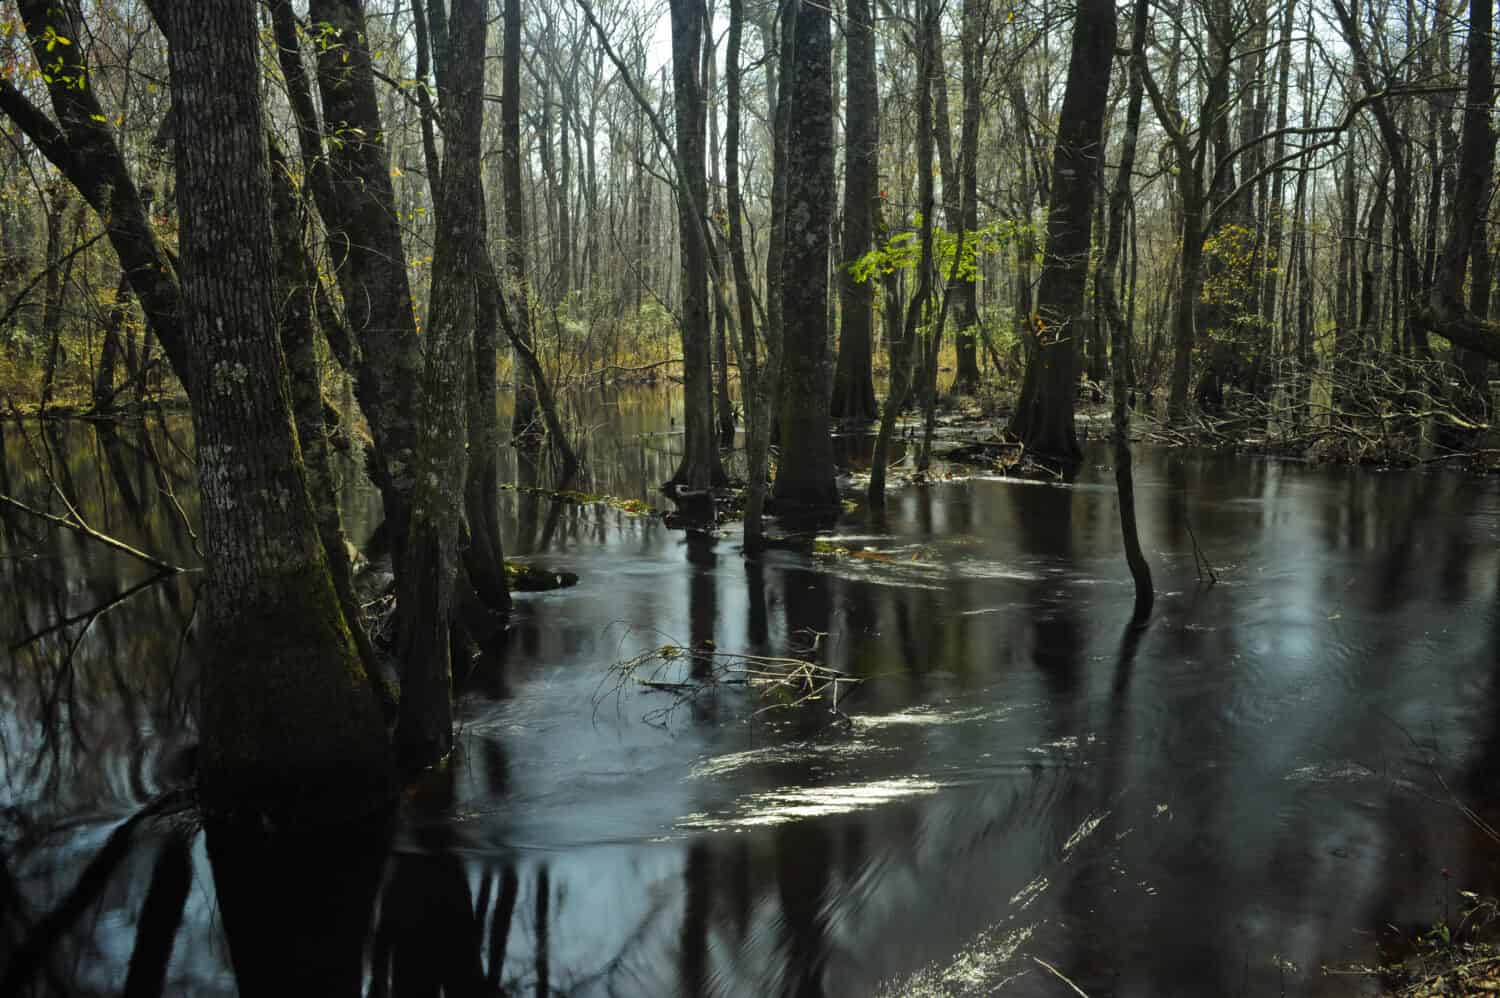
199, 558, 392, 820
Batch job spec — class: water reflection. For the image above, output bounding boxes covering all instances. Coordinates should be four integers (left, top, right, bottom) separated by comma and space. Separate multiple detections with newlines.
211, 817, 388, 998
5, 395, 1500, 996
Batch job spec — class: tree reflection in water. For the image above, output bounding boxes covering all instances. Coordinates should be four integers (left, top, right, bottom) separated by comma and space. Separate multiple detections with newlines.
10, 408, 1500, 996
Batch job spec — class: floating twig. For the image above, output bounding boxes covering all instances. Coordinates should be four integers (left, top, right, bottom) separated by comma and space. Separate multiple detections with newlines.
1183, 517, 1218, 585
596, 629, 862, 729
1031, 956, 1092, 996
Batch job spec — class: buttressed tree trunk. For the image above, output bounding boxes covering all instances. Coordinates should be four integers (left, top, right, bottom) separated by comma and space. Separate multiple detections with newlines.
1007, 0, 1116, 462
160, 0, 390, 816
771, 0, 838, 512
830, 0, 879, 424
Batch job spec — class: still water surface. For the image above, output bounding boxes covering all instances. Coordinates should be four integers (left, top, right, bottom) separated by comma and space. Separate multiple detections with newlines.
4, 387, 1500, 996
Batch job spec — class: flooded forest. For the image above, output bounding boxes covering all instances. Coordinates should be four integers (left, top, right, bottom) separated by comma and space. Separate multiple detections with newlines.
5, 0, 1500, 994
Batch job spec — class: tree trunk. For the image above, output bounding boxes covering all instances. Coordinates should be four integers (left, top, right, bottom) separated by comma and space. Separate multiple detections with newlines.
160, 0, 390, 816
1459, 192, 1492, 419
410, 0, 511, 615
91, 271, 131, 415
771, 0, 837, 512
870, 0, 937, 503
666, 0, 727, 492
830, 0, 879, 424
1007, 0, 1116, 462
1292, 13, 1315, 411
1332, 140, 1358, 408
1424, 0, 1497, 367
465, 226, 513, 614
1338, 0, 1500, 365
950, 0, 983, 394
1359, 155, 1390, 355
38, 182, 70, 413
728, 0, 779, 547
268, 142, 382, 686
504, 0, 540, 440
704, 11, 737, 448
396, 0, 489, 768
1103, 0, 1154, 625
1257, 0, 1296, 392
293, 0, 425, 569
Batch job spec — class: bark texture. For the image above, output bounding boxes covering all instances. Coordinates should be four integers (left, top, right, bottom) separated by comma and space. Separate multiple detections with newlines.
729, 0, 780, 547
296, 0, 424, 562
771, 0, 838, 511
1103, 0, 1154, 624
1007, 0, 1116, 461
503, 0, 541, 439
396, 0, 488, 767
161, 0, 389, 816
830, 0, 879, 424
268, 143, 381, 681
950, 0, 983, 393
870, 0, 937, 503
667, 0, 726, 490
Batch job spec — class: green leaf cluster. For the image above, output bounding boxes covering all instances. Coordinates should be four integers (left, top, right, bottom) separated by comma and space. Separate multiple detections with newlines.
850, 215, 1037, 286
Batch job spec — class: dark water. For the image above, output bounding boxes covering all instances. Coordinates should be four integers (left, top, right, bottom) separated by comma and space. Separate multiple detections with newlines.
4, 388, 1500, 996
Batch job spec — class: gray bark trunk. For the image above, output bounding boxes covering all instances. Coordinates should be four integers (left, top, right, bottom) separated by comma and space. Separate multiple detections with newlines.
504, 0, 541, 439
830, 0, 879, 424
667, 0, 726, 491
160, 0, 390, 816
771, 0, 837, 512
291, 0, 425, 567
1007, 0, 1116, 461
396, 0, 489, 767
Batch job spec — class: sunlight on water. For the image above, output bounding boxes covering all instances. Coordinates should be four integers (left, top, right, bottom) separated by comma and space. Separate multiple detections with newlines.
676, 777, 951, 829
8, 407, 1500, 996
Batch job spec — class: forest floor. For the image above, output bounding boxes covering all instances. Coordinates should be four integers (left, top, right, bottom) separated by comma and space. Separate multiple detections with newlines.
1381, 943, 1500, 995
922, 388, 1500, 473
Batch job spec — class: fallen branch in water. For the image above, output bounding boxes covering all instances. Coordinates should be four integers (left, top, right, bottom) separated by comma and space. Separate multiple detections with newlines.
0, 492, 188, 574
1031, 956, 1091, 996
1184, 516, 1218, 586
595, 629, 861, 728
1, 404, 191, 573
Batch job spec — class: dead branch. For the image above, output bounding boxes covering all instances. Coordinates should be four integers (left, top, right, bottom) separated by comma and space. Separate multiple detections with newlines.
0, 492, 187, 574
595, 632, 863, 729
1031, 956, 1092, 997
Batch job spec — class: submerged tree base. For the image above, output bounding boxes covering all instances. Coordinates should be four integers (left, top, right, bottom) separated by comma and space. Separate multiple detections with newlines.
198, 560, 393, 823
